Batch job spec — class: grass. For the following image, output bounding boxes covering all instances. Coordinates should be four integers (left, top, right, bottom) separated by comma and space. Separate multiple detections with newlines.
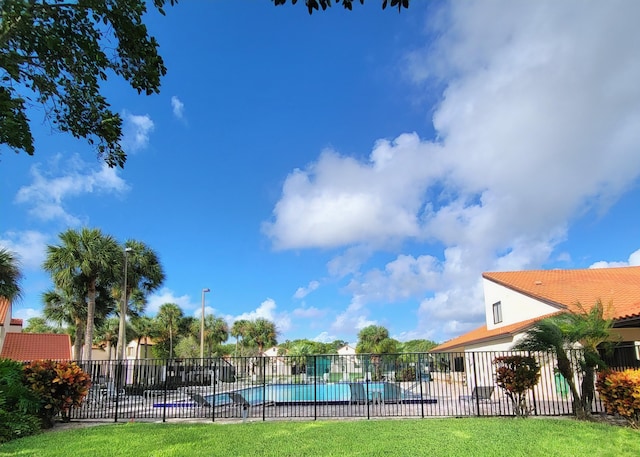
0, 418, 638, 457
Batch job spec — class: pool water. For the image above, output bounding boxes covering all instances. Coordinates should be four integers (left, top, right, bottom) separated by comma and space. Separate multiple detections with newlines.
205, 382, 415, 406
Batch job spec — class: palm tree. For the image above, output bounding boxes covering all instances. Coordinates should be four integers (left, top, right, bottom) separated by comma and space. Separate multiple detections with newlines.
204, 315, 229, 357
130, 315, 157, 359
512, 300, 613, 419
42, 279, 116, 360
94, 317, 121, 360
43, 228, 120, 362
0, 248, 22, 301
231, 319, 250, 356
246, 318, 278, 353
156, 303, 183, 359
356, 325, 398, 381
115, 240, 165, 360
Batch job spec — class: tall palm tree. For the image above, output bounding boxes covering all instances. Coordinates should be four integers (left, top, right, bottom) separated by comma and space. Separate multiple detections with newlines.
42, 278, 116, 360
512, 300, 613, 419
115, 240, 165, 360
246, 318, 278, 353
156, 303, 183, 359
0, 247, 22, 301
231, 319, 250, 356
43, 228, 120, 362
94, 317, 121, 360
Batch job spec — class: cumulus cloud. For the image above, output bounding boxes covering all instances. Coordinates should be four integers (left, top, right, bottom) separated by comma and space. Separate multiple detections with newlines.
15, 155, 129, 226
146, 288, 194, 315
0, 231, 50, 270
268, 0, 640, 342
312, 331, 337, 343
228, 298, 292, 334
171, 96, 185, 119
292, 305, 325, 319
589, 248, 640, 269
122, 111, 154, 151
293, 280, 320, 299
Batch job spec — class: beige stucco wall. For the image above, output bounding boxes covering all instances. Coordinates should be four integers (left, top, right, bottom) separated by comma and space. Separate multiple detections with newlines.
483, 279, 560, 331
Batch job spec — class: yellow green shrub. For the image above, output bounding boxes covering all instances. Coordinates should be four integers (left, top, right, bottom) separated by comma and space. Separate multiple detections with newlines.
596, 369, 640, 428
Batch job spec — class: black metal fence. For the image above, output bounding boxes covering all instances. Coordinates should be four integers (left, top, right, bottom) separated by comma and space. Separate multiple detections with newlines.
69, 347, 638, 423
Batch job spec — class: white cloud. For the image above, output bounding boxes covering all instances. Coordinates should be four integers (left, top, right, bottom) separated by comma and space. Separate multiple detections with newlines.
12, 308, 42, 321
312, 331, 336, 343
146, 288, 194, 315
268, 0, 640, 342
0, 231, 50, 270
122, 111, 154, 151
293, 280, 320, 299
171, 96, 185, 119
330, 297, 376, 335
589, 248, 640, 269
15, 155, 129, 225
292, 305, 325, 319
227, 298, 292, 334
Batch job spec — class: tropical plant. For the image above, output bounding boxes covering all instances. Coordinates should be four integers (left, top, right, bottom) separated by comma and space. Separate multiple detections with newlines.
245, 318, 278, 353
231, 319, 251, 356
115, 241, 165, 360
156, 303, 183, 359
596, 369, 640, 428
22, 360, 91, 426
191, 315, 229, 357
43, 228, 120, 362
512, 300, 613, 419
0, 358, 41, 443
494, 355, 541, 418
0, 247, 22, 301
130, 316, 157, 359
22, 317, 64, 334
42, 279, 116, 360
93, 317, 122, 360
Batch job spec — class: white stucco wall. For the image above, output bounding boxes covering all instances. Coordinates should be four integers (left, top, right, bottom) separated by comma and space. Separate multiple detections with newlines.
483, 279, 560, 331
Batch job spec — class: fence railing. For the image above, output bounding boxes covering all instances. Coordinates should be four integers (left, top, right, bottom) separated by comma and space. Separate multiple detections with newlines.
68, 347, 633, 422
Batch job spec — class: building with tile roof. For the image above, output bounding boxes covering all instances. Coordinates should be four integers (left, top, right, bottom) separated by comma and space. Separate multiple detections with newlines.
0, 296, 72, 362
432, 266, 640, 353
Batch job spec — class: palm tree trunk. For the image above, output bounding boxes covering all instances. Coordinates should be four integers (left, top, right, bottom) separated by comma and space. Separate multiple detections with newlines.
74, 318, 84, 361
84, 279, 97, 363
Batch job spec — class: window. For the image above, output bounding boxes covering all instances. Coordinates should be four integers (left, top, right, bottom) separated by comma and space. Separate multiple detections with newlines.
492, 301, 503, 324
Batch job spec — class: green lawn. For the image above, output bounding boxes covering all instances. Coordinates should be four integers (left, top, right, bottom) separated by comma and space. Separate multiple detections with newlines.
1, 418, 638, 457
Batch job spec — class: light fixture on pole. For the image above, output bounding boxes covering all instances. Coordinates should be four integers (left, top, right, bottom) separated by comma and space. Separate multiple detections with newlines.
200, 288, 210, 360
118, 247, 133, 361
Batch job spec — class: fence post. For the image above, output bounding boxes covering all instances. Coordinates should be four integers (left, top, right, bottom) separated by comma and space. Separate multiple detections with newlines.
113, 360, 121, 423
313, 355, 317, 421
162, 358, 169, 423
212, 358, 217, 423
418, 353, 425, 419
471, 352, 480, 416
262, 357, 267, 422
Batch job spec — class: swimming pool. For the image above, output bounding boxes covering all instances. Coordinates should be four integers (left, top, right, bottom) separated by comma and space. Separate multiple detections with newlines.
204, 382, 428, 406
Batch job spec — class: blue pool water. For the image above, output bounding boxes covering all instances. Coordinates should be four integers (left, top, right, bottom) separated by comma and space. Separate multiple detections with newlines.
204, 382, 420, 406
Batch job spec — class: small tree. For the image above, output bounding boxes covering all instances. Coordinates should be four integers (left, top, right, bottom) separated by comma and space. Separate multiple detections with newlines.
494, 355, 540, 418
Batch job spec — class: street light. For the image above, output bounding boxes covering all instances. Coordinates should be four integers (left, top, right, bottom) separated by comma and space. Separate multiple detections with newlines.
200, 288, 210, 360
118, 247, 133, 361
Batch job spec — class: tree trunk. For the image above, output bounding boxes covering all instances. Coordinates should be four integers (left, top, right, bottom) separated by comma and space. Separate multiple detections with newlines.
74, 318, 84, 361
83, 278, 97, 363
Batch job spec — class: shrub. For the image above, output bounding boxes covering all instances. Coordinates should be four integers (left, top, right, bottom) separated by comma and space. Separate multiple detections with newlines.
596, 369, 640, 428
23, 360, 92, 427
395, 366, 416, 382
0, 359, 41, 443
494, 355, 541, 418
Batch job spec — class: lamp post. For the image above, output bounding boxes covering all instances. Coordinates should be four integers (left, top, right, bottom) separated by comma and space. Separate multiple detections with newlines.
118, 247, 133, 361
200, 288, 210, 360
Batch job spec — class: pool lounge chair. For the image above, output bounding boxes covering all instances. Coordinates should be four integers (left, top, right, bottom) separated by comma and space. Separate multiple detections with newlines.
349, 383, 369, 405
383, 382, 403, 404
459, 385, 495, 403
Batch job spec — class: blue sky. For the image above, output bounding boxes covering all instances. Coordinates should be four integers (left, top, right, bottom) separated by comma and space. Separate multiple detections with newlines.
2, 0, 640, 346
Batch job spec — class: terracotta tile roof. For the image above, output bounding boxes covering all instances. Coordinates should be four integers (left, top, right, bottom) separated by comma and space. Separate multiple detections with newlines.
483, 266, 640, 321
0, 333, 72, 361
0, 297, 9, 324
431, 315, 555, 352
10, 318, 23, 326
